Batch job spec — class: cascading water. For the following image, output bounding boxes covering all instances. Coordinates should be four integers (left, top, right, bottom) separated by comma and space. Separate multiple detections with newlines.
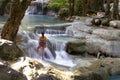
25, 0, 50, 15
18, 30, 54, 60
46, 34, 76, 67
25, 0, 43, 15
18, 25, 76, 68
19, 0, 76, 68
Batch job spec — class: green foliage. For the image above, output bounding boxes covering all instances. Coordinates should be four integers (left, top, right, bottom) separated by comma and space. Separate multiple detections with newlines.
58, 7, 69, 19
20, 0, 23, 3
47, 0, 68, 13
74, 0, 83, 15
47, 0, 105, 17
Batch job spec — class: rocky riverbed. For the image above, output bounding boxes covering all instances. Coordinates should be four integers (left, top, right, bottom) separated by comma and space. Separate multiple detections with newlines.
0, 17, 120, 80
0, 52, 120, 80
66, 20, 120, 58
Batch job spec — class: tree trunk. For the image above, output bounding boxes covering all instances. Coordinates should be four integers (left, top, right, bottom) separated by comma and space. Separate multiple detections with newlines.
82, 0, 87, 16
111, 0, 120, 20
69, 0, 75, 17
71, 0, 75, 16
105, 0, 110, 17
1, 0, 32, 42
0, 0, 10, 16
69, 0, 72, 17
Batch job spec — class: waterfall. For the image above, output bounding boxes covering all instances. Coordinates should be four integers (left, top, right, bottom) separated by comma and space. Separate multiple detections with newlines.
45, 29, 65, 34
25, 0, 49, 15
18, 30, 54, 60
18, 26, 75, 67
47, 37, 75, 67
25, 1, 43, 15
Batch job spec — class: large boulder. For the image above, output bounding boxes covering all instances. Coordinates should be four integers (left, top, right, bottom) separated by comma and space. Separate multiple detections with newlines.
85, 18, 93, 26
66, 22, 93, 38
89, 58, 120, 76
101, 18, 110, 26
65, 40, 86, 55
0, 65, 27, 80
73, 58, 120, 80
91, 18, 101, 26
73, 59, 109, 80
88, 69, 109, 80
66, 22, 120, 57
65, 36, 120, 57
0, 39, 22, 61
11, 57, 44, 80
86, 37, 120, 57
109, 20, 120, 29
11, 57, 73, 80
92, 29, 120, 40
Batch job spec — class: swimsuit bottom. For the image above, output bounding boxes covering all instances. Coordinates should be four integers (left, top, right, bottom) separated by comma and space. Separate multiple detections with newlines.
40, 42, 45, 47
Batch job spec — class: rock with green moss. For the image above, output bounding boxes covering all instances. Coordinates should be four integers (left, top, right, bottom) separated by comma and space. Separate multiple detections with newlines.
0, 39, 22, 61
65, 40, 86, 55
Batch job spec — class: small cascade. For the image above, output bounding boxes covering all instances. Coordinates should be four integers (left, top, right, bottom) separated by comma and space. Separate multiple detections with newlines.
47, 37, 75, 67
25, 1, 43, 15
25, 0, 49, 15
18, 30, 54, 60
45, 29, 65, 34
18, 24, 75, 67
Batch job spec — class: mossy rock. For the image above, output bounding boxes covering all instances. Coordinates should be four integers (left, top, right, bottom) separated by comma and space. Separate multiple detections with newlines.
0, 39, 22, 61
73, 74, 89, 80
89, 70, 109, 80
65, 40, 86, 55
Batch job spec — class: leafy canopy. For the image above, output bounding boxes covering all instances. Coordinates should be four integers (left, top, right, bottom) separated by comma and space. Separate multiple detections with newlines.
47, 0, 68, 12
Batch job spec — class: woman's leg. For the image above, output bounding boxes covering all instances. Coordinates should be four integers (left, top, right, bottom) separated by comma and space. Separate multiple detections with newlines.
36, 45, 41, 53
41, 47, 45, 60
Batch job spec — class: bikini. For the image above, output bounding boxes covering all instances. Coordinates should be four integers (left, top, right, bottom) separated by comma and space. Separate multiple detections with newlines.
39, 41, 45, 47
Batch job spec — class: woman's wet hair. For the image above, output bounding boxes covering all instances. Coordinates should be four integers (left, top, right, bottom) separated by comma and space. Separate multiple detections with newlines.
41, 32, 44, 35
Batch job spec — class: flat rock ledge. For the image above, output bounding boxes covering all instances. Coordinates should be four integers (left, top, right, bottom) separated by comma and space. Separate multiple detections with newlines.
72, 58, 120, 80
66, 22, 120, 57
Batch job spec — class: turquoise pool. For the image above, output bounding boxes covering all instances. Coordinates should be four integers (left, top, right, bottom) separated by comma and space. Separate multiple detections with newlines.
109, 76, 120, 80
